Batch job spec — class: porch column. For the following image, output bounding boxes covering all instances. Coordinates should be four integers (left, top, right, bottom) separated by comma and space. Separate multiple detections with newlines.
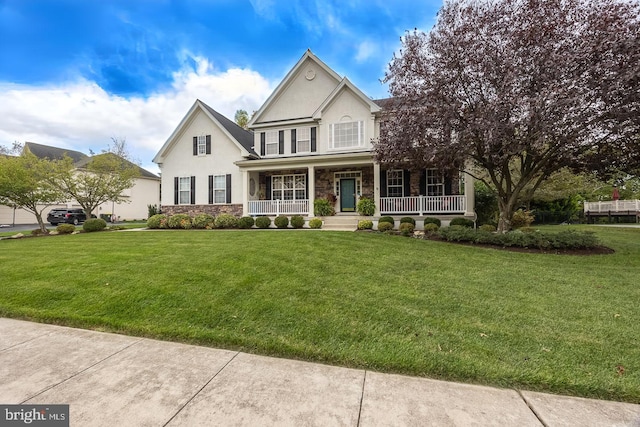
308, 165, 315, 217
242, 169, 249, 216
463, 169, 475, 217
373, 162, 381, 216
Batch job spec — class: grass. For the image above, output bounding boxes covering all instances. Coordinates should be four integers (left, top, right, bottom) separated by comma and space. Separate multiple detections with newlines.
0, 225, 639, 403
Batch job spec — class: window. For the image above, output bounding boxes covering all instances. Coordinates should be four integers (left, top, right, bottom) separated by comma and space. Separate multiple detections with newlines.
426, 169, 444, 196
213, 175, 226, 204
329, 121, 363, 149
272, 174, 306, 200
296, 127, 311, 153
197, 135, 207, 155
386, 170, 404, 197
265, 131, 278, 156
179, 177, 191, 204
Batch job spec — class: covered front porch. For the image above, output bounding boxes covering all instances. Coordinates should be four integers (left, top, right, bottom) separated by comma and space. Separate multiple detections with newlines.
236, 153, 475, 217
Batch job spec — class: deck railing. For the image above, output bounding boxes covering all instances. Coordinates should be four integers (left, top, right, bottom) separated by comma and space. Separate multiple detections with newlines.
380, 195, 466, 215
584, 200, 640, 213
248, 199, 309, 216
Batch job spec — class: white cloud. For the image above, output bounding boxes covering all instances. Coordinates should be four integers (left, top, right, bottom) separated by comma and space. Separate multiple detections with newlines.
0, 57, 274, 173
355, 40, 376, 63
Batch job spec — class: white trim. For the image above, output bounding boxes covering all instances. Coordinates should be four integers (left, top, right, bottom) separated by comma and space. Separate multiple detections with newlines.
213, 174, 226, 204
178, 176, 191, 205
329, 121, 364, 150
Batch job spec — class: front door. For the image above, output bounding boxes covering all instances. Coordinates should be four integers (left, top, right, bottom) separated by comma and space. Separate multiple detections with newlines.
340, 179, 356, 212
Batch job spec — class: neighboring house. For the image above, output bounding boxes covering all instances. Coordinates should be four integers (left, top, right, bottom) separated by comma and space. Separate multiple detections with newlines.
153, 50, 475, 221
0, 142, 160, 225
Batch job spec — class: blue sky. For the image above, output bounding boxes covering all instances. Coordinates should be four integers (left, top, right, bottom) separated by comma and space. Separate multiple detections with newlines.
0, 0, 442, 172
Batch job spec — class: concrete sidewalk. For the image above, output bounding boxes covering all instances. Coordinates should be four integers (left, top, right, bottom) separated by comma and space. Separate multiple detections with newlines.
1, 318, 638, 426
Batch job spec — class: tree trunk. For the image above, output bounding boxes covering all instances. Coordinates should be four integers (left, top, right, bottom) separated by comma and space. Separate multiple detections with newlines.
497, 197, 516, 233
34, 212, 48, 234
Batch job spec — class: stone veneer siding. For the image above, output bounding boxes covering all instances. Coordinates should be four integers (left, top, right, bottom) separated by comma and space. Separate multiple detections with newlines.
162, 204, 243, 217
314, 166, 374, 199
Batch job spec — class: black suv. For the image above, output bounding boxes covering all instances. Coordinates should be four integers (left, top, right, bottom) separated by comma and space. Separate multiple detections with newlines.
47, 208, 87, 225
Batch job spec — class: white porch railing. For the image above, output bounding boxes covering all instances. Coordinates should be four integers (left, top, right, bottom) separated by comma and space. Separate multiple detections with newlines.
380, 195, 466, 215
584, 200, 640, 213
249, 199, 310, 216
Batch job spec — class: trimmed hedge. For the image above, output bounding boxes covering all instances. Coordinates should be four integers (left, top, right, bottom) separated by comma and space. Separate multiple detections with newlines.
238, 216, 255, 229
449, 217, 474, 228
83, 218, 107, 232
400, 217, 416, 226
214, 214, 238, 229
423, 217, 441, 227
147, 214, 168, 229
377, 222, 393, 232
274, 215, 289, 229
437, 227, 600, 250
399, 222, 415, 236
378, 216, 395, 225
255, 216, 271, 229
358, 220, 373, 230
424, 223, 439, 233
56, 224, 76, 234
308, 218, 323, 229
168, 214, 192, 229
192, 213, 215, 229
290, 215, 305, 229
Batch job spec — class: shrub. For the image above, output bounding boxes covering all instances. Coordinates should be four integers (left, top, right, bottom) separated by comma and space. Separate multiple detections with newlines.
147, 204, 159, 218
439, 224, 477, 241
314, 198, 335, 216
147, 214, 168, 229
56, 224, 76, 234
192, 213, 215, 229
274, 215, 289, 229
449, 217, 474, 228
511, 209, 535, 229
255, 216, 271, 229
377, 222, 394, 232
357, 220, 373, 230
423, 223, 439, 234
308, 218, 323, 229
399, 222, 415, 236
214, 214, 238, 229
168, 214, 193, 229
479, 224, 496, 232
356, 197, 376, 216
31, 229, 48, 236
378, 216, 395, 225
83, 218, 107, 232
437, 227, 600, 250
423, 217, 441, 227
290, 215, 305, 229
238, 216, 255, 229
400, 217, 416, 226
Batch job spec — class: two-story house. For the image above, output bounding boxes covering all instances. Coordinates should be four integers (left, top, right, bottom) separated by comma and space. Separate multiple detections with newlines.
153, 50, 475, 224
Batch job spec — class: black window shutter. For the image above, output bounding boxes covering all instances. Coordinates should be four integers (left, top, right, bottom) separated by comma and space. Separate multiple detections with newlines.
291, 129, 297, 154
226, 174, 232, 204
311, 127, 317, 152
278, 130, 284, 155
265, 176, 272, 200
419, 170, 426, 195
380, 170, 387, 197
174, 177, 179, 204
205, 135, 211, 155
208, 175, 213, 204
193, 137, 198, 156
190, 176, 196, 205
403, 170, 411, 197
260, 132, 265, 156
445, 174, 452, 195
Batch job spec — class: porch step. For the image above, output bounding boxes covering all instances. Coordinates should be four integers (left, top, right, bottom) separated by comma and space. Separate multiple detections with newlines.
319, 216, 359, 231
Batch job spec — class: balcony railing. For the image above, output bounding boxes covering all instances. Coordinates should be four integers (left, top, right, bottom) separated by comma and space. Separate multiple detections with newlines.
249, 199, 309, 216
584, 200, 640, 213
380, 195, 466, 215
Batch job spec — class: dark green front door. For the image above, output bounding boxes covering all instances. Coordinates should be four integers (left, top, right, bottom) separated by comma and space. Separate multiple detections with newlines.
340, 179, 356, 212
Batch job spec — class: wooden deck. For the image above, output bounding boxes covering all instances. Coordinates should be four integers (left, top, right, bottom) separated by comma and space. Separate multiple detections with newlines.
584, 200, 640, 223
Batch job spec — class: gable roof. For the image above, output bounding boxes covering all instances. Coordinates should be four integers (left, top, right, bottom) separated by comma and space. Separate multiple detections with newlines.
75, 153, 159, 180
312, 77, 382, 120
248, 49, 342, 127
153, 99, 256, 164
24, 141, 88, 163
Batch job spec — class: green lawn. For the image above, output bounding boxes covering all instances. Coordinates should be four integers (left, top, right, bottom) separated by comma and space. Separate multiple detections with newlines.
1, 226, 639, 403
